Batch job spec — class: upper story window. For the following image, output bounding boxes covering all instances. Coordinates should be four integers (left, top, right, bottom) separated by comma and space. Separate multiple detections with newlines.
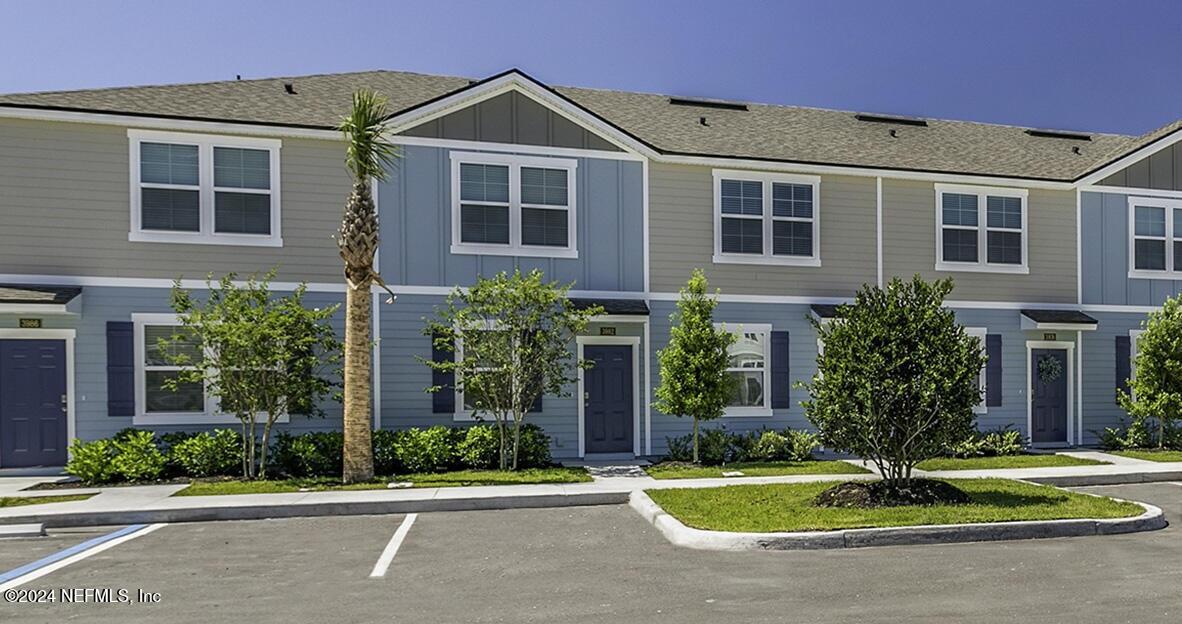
716, 322, 773, 417
128, 130, 282, 247
713, 170, 821, 267
935, 184, 1028, 274
1128, 197, 1182, 279
449, 152, 578, 259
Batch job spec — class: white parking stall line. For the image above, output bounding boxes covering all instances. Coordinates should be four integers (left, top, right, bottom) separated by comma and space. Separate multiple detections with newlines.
0, 523, 167, 591
369, 514, 417, 578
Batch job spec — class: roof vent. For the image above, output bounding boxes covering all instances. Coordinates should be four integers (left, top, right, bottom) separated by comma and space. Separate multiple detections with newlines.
669, 97, 748, 112
283, 82, 297, 95
1025, 128, 1091, 141
855, 113, 928, 127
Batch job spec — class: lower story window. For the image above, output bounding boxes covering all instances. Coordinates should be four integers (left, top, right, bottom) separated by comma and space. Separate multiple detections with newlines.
717, 323, 772, 416
141, 323, 205, 414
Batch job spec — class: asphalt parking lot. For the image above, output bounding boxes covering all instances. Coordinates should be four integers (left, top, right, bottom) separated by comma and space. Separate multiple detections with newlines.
1, 482, 1180, 623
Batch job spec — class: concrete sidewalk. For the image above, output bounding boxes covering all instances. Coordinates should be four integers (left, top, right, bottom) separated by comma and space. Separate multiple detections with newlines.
3, 451, 1181, 527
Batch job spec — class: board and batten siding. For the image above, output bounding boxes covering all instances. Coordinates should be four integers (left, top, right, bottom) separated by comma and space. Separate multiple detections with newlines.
882, 179, 1076, 303
1099, 142, 1182, 191
648, 162, 876, 297
378, 144, 644, 291
1080, 190, 1182, 307
0, 117, 349, 283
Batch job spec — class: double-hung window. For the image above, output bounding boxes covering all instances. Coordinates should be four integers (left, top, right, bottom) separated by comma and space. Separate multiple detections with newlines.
129, 129, 281, 247
1128, 197, 1182, 278
965, 327, 988, 414
935, 184, 1028, 274
713, 170, 821, 266
450, 152, 577, 258
452, 321, 511, 421
716, 323, 773, 417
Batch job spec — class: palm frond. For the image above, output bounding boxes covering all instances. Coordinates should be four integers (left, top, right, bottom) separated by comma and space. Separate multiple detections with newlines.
340, 89, 398, 182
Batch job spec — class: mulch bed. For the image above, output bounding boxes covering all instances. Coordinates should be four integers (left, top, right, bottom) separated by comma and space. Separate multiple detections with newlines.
814, 479, 970, 509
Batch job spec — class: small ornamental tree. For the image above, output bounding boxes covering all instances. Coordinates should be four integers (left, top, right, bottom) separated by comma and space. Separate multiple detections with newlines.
801, 276, 983, 487
423, 270, 600, 470
165, 271, 342, 479
653, 270, 736, 464
1119, 294, 1182, 448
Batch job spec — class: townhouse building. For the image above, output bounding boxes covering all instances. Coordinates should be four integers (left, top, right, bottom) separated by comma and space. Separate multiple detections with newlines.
0, 68, 1177, 467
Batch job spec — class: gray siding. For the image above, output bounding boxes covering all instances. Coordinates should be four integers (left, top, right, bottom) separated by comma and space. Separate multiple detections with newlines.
1081, 191, 1182, 306
400, 91, 620, 152
0, 118, 350, 283
883, 179, 1076, 303
378, 145, 644, 291
648, 163, 877, 297
56, 286, 345, 441
377, 294, 648, 459
1100, 142, 1182, 191
1080, 311, 1145, 445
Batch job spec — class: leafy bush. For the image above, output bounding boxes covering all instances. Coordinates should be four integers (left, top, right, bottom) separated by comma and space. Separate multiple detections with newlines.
169, 429, 241, 477
512, 424, 553, 469
269, 431, 343, 478
667, 427, 821, 465
65, 439, 118, 484
110, 430, 166, 481
948, 427, 1024, 458
372, 429, 401, 476
1097, 421, 1179, 451
393, 426, 461, 473
457, 425, 500, 470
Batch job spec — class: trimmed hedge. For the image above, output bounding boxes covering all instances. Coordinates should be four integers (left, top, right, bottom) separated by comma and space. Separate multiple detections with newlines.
65, 424, 555, 484
664, 427, 820, 466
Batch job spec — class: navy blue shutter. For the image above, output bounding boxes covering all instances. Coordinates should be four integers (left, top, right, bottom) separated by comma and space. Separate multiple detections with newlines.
770, 331, 790, 409
1115, 335, 1132, 401
431, 331, 455, 414
106, 321, 135, 416
985, 334, 1002, 407
529, 331, 543, 413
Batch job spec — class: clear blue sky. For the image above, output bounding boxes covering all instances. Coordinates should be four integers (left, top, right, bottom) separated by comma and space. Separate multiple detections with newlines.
3, 0, 1180, 136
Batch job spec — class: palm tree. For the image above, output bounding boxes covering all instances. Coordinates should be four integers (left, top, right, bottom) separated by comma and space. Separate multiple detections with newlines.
337, 90, 397, 483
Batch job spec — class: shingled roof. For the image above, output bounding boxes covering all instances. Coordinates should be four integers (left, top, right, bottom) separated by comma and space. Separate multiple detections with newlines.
0, 68, 1168, 182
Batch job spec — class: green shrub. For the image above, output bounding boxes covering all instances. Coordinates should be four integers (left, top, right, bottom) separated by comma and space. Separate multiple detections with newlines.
110, 430, 166, 481
372, 429, 401, 476
786, 429, 821, 461
169, 429, 241, 477
269, 431, 343, 478
65, 439, 118, 484
393, 426, 460, 473
749, 430, 791, 461
457, 425, 500, 470
513, 424, 553, 469
980, 429, 1023, 456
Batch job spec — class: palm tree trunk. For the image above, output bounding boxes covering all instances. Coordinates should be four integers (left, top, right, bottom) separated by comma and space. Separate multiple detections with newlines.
342, 284, 374, 482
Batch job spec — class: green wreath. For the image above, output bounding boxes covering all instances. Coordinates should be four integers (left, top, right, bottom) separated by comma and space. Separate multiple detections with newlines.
1037, 355, 1062, 384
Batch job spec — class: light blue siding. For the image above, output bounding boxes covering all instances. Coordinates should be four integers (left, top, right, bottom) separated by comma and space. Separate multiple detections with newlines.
378, 145, 644, 291
1082, 191, 1182, 306
68, 286, 345, 441
1080, 311, 1147, 445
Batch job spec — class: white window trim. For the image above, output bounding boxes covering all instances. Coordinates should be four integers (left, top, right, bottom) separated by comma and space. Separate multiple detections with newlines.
1129, 328, 1144, 398
452, 319, 506, 422
934, 183, 1029, 274
1127, 196, 1182, 279
449, 151, 578, 259
712, 169, 822, 267
128, 129, 283, 248
131, 312, 288, 425
965, 327, 988, 415
716, 322, 773, 417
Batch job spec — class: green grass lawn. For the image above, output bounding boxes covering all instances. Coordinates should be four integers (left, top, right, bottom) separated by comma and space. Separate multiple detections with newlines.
645, 460, 869, 480
645, 479, 1142, 533
916, 454, 1108, 471
174, 467, 591, 496
1109, 449, 1182, 463
0, 493, 95, 508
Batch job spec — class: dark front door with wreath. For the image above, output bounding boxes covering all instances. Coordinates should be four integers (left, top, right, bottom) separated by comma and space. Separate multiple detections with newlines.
1030, 349, 1068, 444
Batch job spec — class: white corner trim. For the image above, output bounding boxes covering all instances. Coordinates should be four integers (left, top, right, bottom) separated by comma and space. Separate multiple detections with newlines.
876, 176, 883, 288
576, 335, 643, 458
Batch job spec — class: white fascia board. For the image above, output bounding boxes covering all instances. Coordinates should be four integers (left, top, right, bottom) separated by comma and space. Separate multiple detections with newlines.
0, 106, 340, 141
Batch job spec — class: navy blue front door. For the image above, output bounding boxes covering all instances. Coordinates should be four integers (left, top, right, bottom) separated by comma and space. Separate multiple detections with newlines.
1, 340, 68, 467
584, 345, 633, 454
1030, 348, 1068, 444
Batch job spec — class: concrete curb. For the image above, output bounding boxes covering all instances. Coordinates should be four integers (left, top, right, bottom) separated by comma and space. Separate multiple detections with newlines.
0, 523, 45, 538
1027, 471, 1182, 487
0, 492, 630, 529
629, 490, 1167, 551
